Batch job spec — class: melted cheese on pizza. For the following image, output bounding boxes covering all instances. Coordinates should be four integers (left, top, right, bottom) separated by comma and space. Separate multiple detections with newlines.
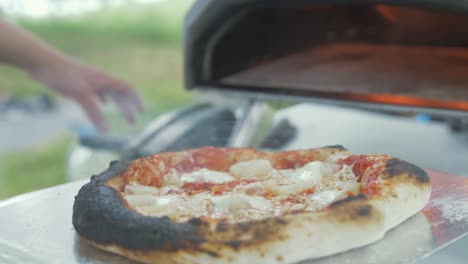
122, 157, 359, 223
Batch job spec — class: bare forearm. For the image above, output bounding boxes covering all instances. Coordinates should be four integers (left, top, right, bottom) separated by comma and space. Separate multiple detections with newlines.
0, 19, 65, 74
0, 18, 143, 131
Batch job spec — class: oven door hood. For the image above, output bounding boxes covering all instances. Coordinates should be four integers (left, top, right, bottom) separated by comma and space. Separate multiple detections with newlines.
184, 0, 468, 115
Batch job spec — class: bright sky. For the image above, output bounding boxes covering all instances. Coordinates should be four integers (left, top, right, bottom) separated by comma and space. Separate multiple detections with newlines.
0, 0, 162, 17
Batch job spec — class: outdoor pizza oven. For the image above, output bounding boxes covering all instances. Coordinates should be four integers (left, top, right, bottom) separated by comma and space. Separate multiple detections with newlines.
74, 0, 468, 176
184, 0, 468, 116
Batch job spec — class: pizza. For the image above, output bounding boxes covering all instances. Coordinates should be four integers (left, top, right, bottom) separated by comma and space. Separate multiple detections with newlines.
72, 146, 431, 264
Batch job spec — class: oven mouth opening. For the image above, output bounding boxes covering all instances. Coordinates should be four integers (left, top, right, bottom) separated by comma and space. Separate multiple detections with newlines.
204, 4, 468, 111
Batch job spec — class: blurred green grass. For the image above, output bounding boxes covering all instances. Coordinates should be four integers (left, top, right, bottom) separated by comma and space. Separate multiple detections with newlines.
18, 1, 188, 43
0, 0, 193, 100
0, 0, 194, 199
0, 137, 72, 199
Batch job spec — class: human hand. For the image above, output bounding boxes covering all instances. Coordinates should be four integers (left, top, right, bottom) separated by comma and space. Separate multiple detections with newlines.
28, 56, 144, 132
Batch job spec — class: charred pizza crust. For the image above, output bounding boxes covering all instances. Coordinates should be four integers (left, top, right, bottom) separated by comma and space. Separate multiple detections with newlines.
72, 146, 430, 264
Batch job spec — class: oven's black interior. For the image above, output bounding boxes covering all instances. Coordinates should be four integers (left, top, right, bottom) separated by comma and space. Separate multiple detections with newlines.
195, 4, 468, 109
207, 4, 468, 80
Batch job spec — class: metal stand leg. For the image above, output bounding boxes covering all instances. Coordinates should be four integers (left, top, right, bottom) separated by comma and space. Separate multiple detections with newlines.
227, 99, 269, 147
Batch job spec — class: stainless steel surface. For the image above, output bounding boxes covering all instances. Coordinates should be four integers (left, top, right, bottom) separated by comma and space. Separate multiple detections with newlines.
227, 99, 269, 147
274, 103, 468, 176
207, 95, 468, 175
0, 170, 466, 264
0, 103, 467, 263
201, 88, 468, 120
0, 181, 135, 264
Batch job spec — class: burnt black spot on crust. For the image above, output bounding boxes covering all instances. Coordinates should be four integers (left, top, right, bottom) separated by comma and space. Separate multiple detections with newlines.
385, 158, 430, 183
355, 205, 372, 217
198, 248, 220, 257
237, 222, 253, 233
329, 195, 379, 223
275, 217, 288, 225
324, 145, 347, 150
72, 160, 205, 251
109, 160, 120, 166
226, 240, 241, 251
216, 222, 232, 233
233, 218, 289, 241
330, 194, 366, 207
197, 216, 291, 251
188, 218, 207, 226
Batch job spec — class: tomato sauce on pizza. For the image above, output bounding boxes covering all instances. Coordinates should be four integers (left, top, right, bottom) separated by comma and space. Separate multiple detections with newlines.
120, 148, 391, 223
